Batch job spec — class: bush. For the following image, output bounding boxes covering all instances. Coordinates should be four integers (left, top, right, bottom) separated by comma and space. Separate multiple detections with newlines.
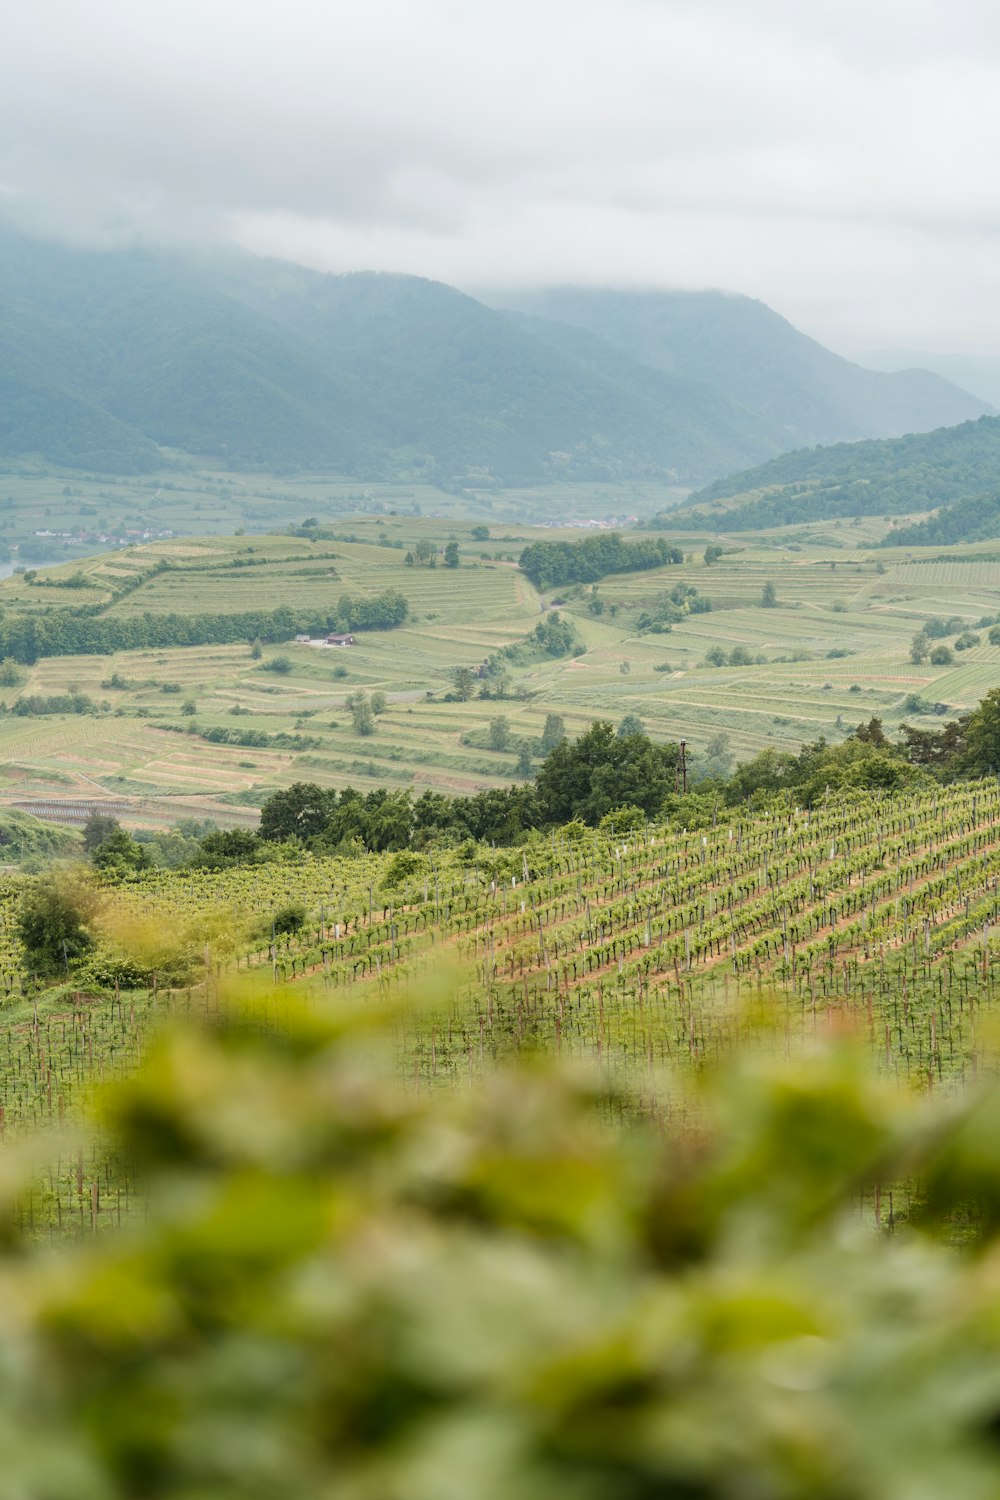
263, 655, 293, 674
16, 872, 96, 975
382, 849, 428, 886
597, 804, 646, 835
7, 1002, 1000, 1495
270, 903, 306, 936
930, 646, 954, 666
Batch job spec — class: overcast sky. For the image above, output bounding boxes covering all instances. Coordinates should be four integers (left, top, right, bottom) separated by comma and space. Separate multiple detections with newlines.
3, 0, 1000, 356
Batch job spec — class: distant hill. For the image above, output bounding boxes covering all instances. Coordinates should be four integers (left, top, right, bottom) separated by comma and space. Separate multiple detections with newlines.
490, 288, 992, 450
860, 348, 1000, 410
0, 228, 991, 483
655, 414, 1000, 538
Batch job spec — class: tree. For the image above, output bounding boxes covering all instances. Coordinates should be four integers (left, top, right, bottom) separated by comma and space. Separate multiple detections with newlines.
488, 716, 512, 751
761, 581, 778, 608
540, 714, 566, 754
619, 660, 630, 676
516, 739, 534, 777
451, 667, 477, 701
444, 541, 460, 569
535, 721, 677, 825
271, 903, 306, 935
190, 828, 261, 869
930, 646, 954, 666
414, 539, 436, 566
702, 732, 734, 780
990, 625, 1000, 647
348, 692, 376, 736
362, 789, 415, 851
479, 668, 512, 701
17, 873, 95, 975
259, 783, 333, 842
370, 692, 388, 715
92, 827, 152, 878
703, 544, 723, 565
250, 638, 263, 660
471, 525, 490, 541
82, 812, 120, 854
963, 687, 1000, 775
910, 632, 930, 664
617, 714, 645, 738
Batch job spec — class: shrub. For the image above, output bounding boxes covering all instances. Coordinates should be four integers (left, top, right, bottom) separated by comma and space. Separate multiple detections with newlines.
7, 1003, 1000, 1495
383, 849, 428, 886
270, 903, 306, 936
17, 872, 96, 975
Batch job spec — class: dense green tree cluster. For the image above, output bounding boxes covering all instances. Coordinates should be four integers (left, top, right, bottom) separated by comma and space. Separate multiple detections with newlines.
198, 726, 321, 750
6, 691, 98, 715
659, 414, 1000, 533
175, 689, 1000, 872
518, 533, 683, 589
0, 591, 408, 663
16, 872, 96, 975
881, 491, 1000, 547
635, 582, 711, 633
250, 723, 677, 855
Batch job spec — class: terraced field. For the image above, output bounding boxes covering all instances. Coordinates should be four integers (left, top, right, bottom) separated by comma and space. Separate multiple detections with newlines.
0, 521, 999, 819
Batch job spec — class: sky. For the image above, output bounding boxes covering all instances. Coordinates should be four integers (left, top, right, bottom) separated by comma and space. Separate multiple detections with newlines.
3, 0, 1000, 357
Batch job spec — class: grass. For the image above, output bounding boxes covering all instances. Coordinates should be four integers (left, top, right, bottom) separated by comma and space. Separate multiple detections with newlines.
0, 514, 997, 821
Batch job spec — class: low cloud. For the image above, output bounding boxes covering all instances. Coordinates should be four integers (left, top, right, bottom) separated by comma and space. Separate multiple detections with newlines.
3, 0, 1000, 352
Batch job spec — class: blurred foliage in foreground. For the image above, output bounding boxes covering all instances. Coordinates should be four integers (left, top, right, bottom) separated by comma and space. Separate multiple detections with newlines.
7, 995, 1000, 1496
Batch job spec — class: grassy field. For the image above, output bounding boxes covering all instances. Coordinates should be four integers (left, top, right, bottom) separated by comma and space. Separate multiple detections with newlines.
0, 462, 684, 564
0, 516, 997, 824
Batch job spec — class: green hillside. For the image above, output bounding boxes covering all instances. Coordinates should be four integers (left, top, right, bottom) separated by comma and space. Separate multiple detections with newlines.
656, 413, 1000, 535
490, 286, 992, 447
0, 231, 782, 484
0, 227, 990, 486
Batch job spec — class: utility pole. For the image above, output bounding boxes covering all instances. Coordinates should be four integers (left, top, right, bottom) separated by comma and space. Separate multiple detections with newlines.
678, 739, 688, 796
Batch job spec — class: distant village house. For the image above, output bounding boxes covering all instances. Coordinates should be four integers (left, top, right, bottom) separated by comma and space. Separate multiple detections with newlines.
326, 632, 356, 647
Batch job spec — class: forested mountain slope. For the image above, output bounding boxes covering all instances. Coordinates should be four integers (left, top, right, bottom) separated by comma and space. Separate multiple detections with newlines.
490, 286, 991, 449
0, 227, 989, 483
657, 414, 1000, 537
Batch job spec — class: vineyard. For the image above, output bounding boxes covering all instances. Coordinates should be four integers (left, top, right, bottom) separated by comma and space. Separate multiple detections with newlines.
3, 519, 1000, 817
6, 778, 1000, 1228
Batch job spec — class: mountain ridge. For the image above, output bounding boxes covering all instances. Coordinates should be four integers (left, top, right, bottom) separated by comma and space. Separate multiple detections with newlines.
0, 227, 990, 483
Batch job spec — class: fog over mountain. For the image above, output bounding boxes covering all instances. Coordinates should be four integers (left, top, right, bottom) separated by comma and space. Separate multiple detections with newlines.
5, 2, 1000, 357
0, 229, 990, 483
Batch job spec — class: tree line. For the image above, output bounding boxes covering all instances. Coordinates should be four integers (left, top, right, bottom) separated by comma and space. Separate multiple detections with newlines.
518, 534, 683, 589
0, 590, 409, 663
79, 688, 1000, 879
